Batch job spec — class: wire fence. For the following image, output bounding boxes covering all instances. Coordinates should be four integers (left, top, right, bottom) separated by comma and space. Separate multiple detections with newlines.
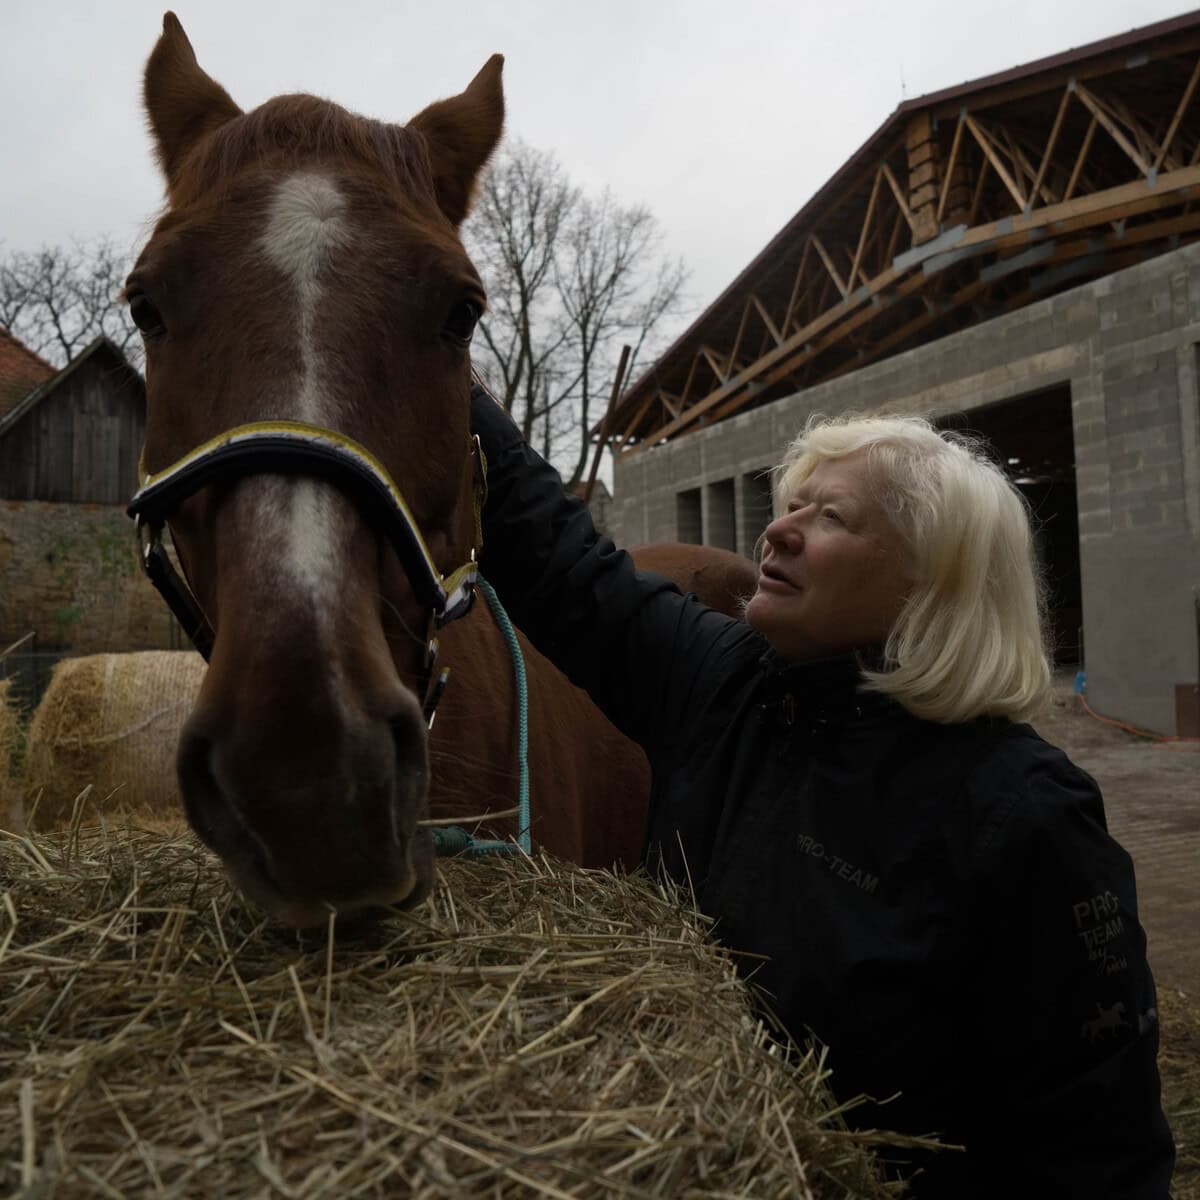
0, 636, 70, 714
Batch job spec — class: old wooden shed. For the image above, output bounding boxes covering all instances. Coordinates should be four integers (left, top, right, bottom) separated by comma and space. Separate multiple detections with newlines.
0, 337, 145, 503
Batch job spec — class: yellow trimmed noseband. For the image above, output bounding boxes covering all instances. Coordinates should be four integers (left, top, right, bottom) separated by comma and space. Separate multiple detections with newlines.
126, 417, 485, 663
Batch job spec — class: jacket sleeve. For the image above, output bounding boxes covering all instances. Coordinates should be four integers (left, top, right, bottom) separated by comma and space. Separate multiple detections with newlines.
469, 383, 751, 756
960, 744, 1174, 1199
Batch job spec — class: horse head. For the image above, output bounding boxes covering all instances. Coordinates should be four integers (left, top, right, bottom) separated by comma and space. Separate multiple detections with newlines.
128, 13, 504, 926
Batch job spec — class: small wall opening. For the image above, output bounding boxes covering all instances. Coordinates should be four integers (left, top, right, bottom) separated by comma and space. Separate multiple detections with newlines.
676, 487, 702, 544
705, 479, 736, 550
740, 469, 774, 556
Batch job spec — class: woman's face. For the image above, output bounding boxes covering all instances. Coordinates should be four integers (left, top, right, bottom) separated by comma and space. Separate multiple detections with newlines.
745, 451, 910, 662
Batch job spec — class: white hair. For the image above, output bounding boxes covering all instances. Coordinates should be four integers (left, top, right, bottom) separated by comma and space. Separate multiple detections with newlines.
773, 413, 1053, 724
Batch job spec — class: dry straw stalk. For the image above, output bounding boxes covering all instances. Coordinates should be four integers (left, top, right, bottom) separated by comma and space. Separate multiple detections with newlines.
0, 823, 933, 1197
0, 678, 22, 831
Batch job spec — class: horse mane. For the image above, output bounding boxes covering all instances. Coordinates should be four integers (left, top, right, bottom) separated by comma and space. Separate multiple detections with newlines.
171, 94, 439, 207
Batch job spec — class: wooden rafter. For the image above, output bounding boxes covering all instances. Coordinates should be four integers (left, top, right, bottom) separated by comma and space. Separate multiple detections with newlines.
936, 114, 967, 224
810, 234, 849, 298
1004, 128, 1058, 209
751, 295, 783, 346
880, 162, 915, 231
700, 345, 728, 386
1073, 81, 1152, 176
884, 207, 906, 266
677, 353, 702, 409
822, 275, 991, 387
702, 271, 933, 427
723, 301, 753, 380
615, 385, 660, 450
1065, 115, 1098, 202
967, 155, 992, 224
849, 170, 884, 288
843, 247, 869, 291
1156, 54, 1200, 172
780, 239, 813, 333
1031, 86, 1071, 207
965, 115, 1026, 209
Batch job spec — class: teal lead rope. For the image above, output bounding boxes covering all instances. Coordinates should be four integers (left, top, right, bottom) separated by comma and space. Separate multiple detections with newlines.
431, 574, 532, 857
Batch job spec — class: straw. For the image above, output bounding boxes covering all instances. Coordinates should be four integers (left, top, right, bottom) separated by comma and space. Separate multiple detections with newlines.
21, 652, 204, 830
0, 822, 932, 1197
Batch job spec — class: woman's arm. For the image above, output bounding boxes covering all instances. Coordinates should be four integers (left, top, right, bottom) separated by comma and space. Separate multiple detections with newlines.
470, 382, 754, 754
961, 740, 1174, 1198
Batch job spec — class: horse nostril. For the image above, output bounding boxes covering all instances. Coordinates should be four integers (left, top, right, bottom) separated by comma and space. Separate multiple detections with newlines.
177, 726, 248, 858
389, 705, 429, 844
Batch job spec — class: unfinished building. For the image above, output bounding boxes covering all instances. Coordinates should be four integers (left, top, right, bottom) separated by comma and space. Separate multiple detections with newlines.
607, 13, 1200, 736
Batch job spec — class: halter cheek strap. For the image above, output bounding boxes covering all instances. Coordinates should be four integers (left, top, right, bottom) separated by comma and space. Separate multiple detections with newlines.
134, 519, 217, 660
127, 420, 485, 664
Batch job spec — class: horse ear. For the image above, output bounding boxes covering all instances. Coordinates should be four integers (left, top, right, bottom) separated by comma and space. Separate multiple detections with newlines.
143, 11, 241, 188
409, 55, 505, 227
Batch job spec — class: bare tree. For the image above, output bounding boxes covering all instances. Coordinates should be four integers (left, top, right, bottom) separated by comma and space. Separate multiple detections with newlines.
466, 142, 576, 443
0, 238, 139, 369
466, 141, 687, 486
555, 191, 688, 484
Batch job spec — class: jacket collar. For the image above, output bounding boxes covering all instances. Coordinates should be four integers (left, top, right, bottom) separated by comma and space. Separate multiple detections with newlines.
755, 646, 895, 730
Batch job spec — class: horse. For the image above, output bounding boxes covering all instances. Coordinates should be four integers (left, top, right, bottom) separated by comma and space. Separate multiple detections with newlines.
128, 14, 758, 928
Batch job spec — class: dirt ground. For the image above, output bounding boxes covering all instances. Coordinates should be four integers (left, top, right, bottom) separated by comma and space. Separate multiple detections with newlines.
1032, 676, 1199, 1197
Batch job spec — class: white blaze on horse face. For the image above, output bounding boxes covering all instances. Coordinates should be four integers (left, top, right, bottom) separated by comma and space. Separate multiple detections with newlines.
259, 171, 351, 424
256, 173, 354, 630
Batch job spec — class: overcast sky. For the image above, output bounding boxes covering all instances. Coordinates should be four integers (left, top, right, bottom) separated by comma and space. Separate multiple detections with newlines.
3, 0, 1193, 327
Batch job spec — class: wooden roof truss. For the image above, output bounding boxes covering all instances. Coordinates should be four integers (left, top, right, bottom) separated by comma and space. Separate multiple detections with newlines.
613, 26, 1200, 451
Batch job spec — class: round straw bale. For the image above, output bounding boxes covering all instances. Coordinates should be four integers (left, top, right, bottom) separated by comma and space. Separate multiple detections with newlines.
22, 651, 205, 831
0, 829, 937, 1197
0, 678, 25, 832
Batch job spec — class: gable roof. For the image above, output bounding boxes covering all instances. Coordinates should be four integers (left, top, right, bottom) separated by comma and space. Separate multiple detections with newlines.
0, 328, 56, 420
612, 9, 1200, 448
0, 336, 143, 442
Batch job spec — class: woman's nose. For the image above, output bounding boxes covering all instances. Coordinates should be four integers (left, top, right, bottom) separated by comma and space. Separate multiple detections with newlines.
764, 508, 806, 552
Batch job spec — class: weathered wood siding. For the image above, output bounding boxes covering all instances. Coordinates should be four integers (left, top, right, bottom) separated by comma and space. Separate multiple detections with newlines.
0, 352, 145, 504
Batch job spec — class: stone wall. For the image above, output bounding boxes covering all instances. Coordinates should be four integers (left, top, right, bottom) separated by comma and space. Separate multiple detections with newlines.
0, 501, 177, 654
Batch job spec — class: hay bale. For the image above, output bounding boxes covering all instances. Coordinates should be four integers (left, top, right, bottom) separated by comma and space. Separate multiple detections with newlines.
0, 829, 934, 1196
0, 678, 24, 832
23, 651, 205, 830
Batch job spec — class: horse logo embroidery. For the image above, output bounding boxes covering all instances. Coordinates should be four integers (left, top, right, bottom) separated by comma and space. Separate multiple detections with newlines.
1080, 1000, 1128, 1043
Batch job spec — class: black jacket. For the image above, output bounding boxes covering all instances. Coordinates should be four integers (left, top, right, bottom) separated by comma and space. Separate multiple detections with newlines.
470, 386, 1175, 1198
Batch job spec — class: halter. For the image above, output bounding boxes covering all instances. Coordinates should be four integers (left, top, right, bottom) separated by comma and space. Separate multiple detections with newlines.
127, 390, 533, 858
126, 417, 486, 680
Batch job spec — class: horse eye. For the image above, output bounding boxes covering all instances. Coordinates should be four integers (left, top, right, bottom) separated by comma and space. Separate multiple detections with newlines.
443, 298, 481, 346
129, 292, 167, 339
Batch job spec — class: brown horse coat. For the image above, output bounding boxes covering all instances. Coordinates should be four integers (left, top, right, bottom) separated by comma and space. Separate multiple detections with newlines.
428, 543, 757, 869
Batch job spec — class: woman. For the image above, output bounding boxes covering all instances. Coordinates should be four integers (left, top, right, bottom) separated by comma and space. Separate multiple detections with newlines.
468, 380, 1174, 1198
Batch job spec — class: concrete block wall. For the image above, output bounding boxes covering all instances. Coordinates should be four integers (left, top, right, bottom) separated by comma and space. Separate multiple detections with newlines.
612, 243, 1200, 734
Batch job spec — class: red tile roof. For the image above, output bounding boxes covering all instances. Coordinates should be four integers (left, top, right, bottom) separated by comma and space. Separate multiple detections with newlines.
0, 328, 55, 420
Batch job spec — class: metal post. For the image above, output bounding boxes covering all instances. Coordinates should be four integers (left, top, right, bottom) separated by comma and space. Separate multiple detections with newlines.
583, 344, 632, 506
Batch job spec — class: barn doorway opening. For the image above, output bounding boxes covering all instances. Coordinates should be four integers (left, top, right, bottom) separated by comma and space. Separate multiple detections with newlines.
938, 386, 1081, 665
